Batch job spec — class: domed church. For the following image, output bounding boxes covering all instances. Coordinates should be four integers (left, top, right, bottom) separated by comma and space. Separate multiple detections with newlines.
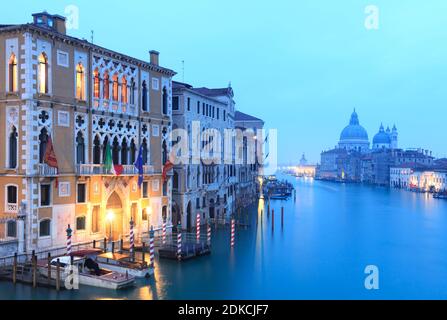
372, 124, 398, 150
338, 110, 398, 153
338, 109, 370, 152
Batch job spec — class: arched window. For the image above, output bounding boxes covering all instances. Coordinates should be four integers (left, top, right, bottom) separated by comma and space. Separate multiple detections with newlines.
112, 137, 120, 164
6, 185, 17, 210
39, 128, 49, 163
173, 171, 179, 190
142, 138, 148, 165
142, 80, 148, 111
162, 140, 167, 164
130, 139, 136, 164
7, 220, 17, 238
93, 68, 100, 98
8, 53, 18, 92
121, 76, 128, 104
9, 126, 18, 168
93, 135, 101, 164
76, 63, 85, 100
162, 86, 168, 114
130, 78, 136, 105
38, 53, 49, 94
112, 74, 119, 101
102, 136, 109, 163
39, 219, 51, 237
76, 131, 85, 164
121, 138, 128, 165
103, 71, 110, 100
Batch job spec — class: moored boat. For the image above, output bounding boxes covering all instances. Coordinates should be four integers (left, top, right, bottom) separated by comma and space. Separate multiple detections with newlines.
38, 252, 135, 290
94, 252, 153, 278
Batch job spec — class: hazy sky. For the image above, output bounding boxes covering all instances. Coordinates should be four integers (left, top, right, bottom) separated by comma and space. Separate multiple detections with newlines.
2, 0, 446, 163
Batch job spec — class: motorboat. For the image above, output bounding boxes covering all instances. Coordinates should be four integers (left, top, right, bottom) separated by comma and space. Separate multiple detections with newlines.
94, 252, 153, 278
38, 252, 135, 290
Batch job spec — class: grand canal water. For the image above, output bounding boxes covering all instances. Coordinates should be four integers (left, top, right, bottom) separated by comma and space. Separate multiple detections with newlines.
2, 175, 447, 300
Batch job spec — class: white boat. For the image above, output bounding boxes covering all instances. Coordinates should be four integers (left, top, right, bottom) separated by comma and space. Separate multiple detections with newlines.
94, 252, 154, 278
38, 253, 135, 290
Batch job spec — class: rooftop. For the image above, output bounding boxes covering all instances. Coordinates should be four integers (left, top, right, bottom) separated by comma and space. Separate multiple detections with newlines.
234, 111, 263, 123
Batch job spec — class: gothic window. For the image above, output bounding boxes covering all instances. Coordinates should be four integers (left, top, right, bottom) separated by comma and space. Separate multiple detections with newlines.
112, 137, 120, 164
8, 53, 18, 92
103, 71, 110, 100
130, 78, 136, 105
93, 68, 100, 98
162, 86, 168, 114
121, 76, 128, 104
76, 131, 85, 164
76, 62, 85, 100
9, 126, 18, 168
38, 53, 49, 94
39, 127, 49, 163
142, 80, 148, 111
112, 74, 119, 101
93, 135, 101, 164
102, 136, 109, 163
6, 185, 17, 207
130, 139, 136, 164
162, 140, 167, 164
142, 138, 148, 165
121, 138, 128, 165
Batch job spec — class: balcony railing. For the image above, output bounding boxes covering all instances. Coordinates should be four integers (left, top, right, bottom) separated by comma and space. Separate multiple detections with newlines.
38, 164, 58, 176
5, 203, 18, 213
76, 164, 155, 176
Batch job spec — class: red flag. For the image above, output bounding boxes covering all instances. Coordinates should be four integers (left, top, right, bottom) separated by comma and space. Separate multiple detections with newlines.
162, 160, 174, 182
44, 135, 59, 187
44, 136, 59, 169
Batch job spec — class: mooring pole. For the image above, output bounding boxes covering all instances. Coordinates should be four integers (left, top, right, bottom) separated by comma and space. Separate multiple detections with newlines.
142, 242, 146, 262
55, 259, 60, 291
272, 209, 275, 232
281, 207, 284, 229
230, 218, 235, 248
149, 227, 155, 268
32, 255, 37, 288
12, 252, 17, 284
103, 237, 107, 252
177, 222, 182, 261
47, 253, 51, 286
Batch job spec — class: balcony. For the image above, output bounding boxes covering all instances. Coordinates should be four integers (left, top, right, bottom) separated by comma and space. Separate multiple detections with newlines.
76, 164, 155, 176
5, 203, 18, 213
38, 164, 58, 177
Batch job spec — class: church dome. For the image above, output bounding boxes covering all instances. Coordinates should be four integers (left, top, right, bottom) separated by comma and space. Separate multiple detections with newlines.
339, 110, 369, 141
373, 124, 391, 144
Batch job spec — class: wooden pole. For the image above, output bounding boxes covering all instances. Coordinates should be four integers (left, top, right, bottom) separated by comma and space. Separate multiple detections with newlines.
93, 239, 96, 248
55, 259, 60, 291
120, 238, 124, 253
142, 242, 146, 262
32, 255, 37, 288
272, 209, 275, 232
47, 253, 51, 286
12, 252, 17, 284
111, 241, 115, 253
103, 237, 107, 252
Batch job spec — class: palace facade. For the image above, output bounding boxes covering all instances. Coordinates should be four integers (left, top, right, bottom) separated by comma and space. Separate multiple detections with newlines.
0, 12, 175, 254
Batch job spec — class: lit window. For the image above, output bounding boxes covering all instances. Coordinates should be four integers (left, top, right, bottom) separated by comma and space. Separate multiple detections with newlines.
76, 62, 85, 100
93, 68, 100, 98
76, 216, 86, 231
8, 53, 18, 92
103, 71, 110, 100
121, 76, 128, 104
112, 74, 119, 101
38, 53, 49, 94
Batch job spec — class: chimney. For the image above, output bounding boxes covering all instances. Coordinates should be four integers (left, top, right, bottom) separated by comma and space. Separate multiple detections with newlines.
149, 50, 159, 66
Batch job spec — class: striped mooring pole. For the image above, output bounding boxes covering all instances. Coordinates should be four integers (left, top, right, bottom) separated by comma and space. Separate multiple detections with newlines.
66, 224, 72, 255
230, 218, 235, 248
129, 218, 135, 256
196, 213, 201, 243
207, 223, 211, 246
177, 222, 182, 261
162, 219, 167, 245
149, 226, 155, 268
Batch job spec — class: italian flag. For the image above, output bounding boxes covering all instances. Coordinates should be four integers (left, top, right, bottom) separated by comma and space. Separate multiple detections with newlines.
104, 144, 123, 176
